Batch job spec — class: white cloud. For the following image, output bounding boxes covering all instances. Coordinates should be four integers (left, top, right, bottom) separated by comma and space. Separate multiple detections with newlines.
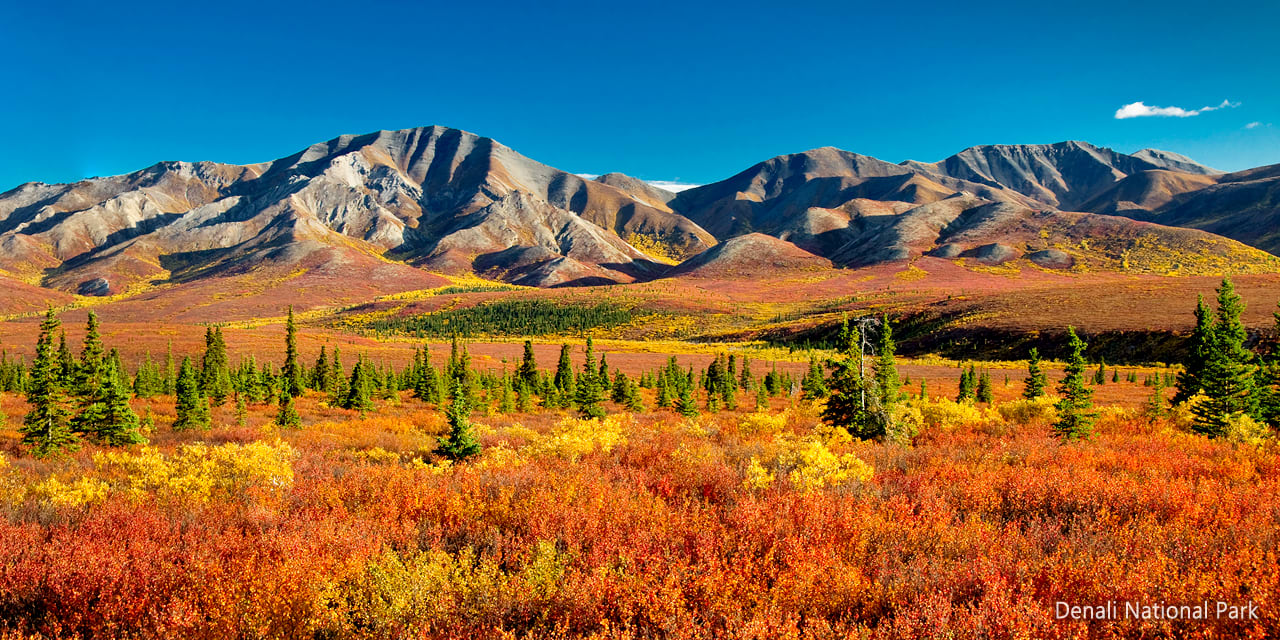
1245, 121, 1264, 129
646, 180, 701, 193
574, 173, 599, 179
1114, 99, 1239, 119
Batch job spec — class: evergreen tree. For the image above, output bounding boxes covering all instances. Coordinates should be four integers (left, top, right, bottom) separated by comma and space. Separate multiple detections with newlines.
517, 340, 538, 389
1023, 348, 1047, 399
1053, 327, 1096, 441
801, 354, 828, 400
976, 369, 993, 404
956, 365, 975, 402
201, 326, 232, 405
436, 381, 481, 462
282, 306, 304, 398
755, 383, 768, 410
611, 370, 629, 404
554, 343, 575, 399
163, 341, 176, 395
822, 318, 882, 440
1146, 372, 1169, 418
1175, 295, 1214, 403
74, 310, 105, 396
276, 391, 301, 429
674, 377, 699, 418
1191, 277, 1259, 436
516, 379, 533, 413
739, 357, 753, 390
174, 357, 211, 431
73, 360, 146, 446
312, 346, 330, 392
623, 377, 644, 413
919, 378, 927, 401
21, 308, 77, 457
57, 330, 74, 387
328, 347, 345, 397
574, 338, 605, 419
498, 377, 516, 414
655, 372, 672, 408
1093, 358, 1107, 385
339, 357, 375, 413
873, 315, 900, 407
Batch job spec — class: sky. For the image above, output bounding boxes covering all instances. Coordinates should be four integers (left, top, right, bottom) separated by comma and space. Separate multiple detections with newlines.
2, 0, 1278, 190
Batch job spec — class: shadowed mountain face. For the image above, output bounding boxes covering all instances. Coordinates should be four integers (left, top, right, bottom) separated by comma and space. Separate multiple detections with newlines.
0, 128, 1276, 304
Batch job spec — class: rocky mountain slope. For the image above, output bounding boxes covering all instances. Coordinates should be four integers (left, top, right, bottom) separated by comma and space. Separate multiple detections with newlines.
0, 126, 717, 297
0, 127, 1276, 309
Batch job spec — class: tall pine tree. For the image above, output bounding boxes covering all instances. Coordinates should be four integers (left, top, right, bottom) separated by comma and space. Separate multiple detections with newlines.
1023, 348, 1047, 399
173, 357, 211, 431
21, 308, 77, 457
1053, 327, 1095, 441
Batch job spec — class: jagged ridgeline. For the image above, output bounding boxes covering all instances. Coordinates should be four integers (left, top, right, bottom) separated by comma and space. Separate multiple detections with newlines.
362, 300, 644, 338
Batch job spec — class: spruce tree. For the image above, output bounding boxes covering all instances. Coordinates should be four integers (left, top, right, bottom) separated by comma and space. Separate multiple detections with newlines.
163, 341, 176, 395
282, 306, 303, 398
517, 340, 538, 389
976, 370, 993, 404
554, 343, 575, 399
1023, 348, 1046, 399
275, 390, 301, 429
739, 358, 753, 390
174, 357, 211, 431
1053, 327, 1095, 441
74, 310, 105, 396
801, 354, 828, 399
1191, 277, 1258, 436
1093, 359, 1107, 385
75, 360, 146, 446
873, 315, 900, 407
822, 318, 882, 440
956, 365, 975, 402
437, 381, 481, 462
623, 378, 644, 412
574, 338, 605, 419
201, 326, 232, 405
340, 357, 375, 413
57, 330, 74, 386
312, 346, 330, 392
21, 308, 77, 457
498, 377, 516, 414
1174, 295, 1214, 404
674, 377, 699, 418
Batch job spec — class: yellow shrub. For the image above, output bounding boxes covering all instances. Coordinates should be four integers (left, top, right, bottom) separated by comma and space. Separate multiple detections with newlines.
31, 476, 109, 508
474, 444, 526, 472
95, 439, 296, 502
918, 398, 990, 431
743, 457, 775, 490
887, 404, 923, 444
997, 396, 1059, 425
532, 415, 629, 462
1224, 413, 1273, 447
354, 447, 401, 465
522, 539, 569, 599
749, 435, 873, 492
324, 547, 455, 636
738, 410, 789, 435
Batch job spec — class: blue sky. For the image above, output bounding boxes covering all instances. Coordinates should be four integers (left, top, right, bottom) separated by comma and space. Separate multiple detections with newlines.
2, 0, 1277, 189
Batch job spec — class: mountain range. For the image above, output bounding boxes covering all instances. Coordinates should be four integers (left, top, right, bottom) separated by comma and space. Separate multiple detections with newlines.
1, 126, 1277, 303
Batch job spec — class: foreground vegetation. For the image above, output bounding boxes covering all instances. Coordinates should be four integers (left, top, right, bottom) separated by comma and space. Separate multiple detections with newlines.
0, 278, 1277, 638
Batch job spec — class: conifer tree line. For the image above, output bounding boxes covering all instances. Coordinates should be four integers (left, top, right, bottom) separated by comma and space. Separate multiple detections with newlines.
11, 306, 816, 458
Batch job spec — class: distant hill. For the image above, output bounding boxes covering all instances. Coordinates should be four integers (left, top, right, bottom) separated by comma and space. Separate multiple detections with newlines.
0, 127, 1276, 312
